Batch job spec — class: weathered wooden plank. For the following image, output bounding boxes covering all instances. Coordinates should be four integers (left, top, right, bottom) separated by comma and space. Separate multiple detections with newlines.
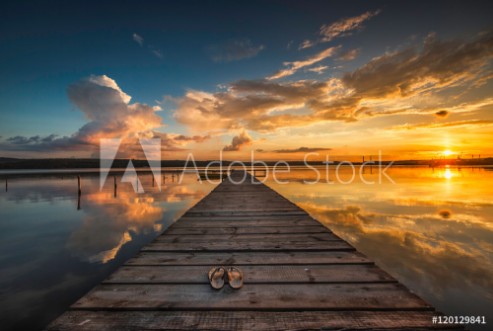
155, 233, 339, 243
104, 265, 396, 284
177, 214, 318, 221
71, 283, 432, 310
170, 219, 320, 228
165, 225, 328, 235
183, 210, 308, 217
192, 200, 300, 208
192, 201, 301, 208
125, 251, 372, 266
46, 310, 462, 331
142, 240, 353, 252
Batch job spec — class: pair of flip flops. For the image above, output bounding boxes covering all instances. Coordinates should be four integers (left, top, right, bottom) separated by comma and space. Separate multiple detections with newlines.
208, 266, 243, 290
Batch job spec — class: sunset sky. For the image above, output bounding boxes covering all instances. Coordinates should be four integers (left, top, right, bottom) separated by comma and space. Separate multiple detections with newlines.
1, 0, 492, 160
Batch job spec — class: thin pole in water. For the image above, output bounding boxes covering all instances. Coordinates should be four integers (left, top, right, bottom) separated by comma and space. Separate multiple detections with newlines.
5, 178, 7, 192
114, 176, 117, 198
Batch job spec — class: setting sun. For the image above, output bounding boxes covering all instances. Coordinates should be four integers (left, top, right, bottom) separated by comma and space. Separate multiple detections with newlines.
443, 150, 453, 157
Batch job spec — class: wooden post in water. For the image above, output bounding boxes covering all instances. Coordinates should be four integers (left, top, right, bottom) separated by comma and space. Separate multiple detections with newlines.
152, 175, 155, 187
114, 176, 117, 198
5, 178, 7, 192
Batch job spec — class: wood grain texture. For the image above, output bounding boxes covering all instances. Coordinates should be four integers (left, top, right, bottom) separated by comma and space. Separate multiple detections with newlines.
46, 310, 463, 331
71, 283, 431, 310
125, 251, 373, 266
169, 218, 322, 228
141, 240, 354, 252
104, 265, 395, 284
155, 232, 339, 243
165, 225, 328, 235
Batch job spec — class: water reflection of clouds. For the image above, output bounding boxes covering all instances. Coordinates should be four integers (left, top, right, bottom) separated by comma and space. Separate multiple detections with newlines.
301, 203, 493, 298
1, 174, 215, 264
67, 177, 213, 263
267, 167, 493, 324
67, 191, 164, 263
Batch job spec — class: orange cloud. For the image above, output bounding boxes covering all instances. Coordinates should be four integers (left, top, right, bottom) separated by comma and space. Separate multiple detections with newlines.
267, 46, 340, 80
173, 29, 493, 137
299, 10, 381, 49
223, 131, 252, 151
1, 75, 209, 156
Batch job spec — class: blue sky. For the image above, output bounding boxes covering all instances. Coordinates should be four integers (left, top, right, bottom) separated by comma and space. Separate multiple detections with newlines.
1, 0, 493, 159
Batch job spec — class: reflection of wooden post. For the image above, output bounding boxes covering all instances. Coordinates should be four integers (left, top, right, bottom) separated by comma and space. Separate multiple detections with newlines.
5, 178, 7, 192
152, 175, 155, 187
77, 175, 81, 210
114, 176, 117, 198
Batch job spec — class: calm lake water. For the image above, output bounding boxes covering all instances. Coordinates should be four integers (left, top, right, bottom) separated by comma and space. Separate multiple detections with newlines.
0, 166, 492, 330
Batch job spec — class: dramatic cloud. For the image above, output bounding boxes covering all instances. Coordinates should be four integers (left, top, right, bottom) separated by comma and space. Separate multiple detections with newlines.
174, 78, 356, 133
1, 75, 209, 154
132, 33, 144, 46
207, 39, 264, 62
223, 131, 252, 151
272, 147, 332, 153
342, 30, 493, 99
267, 45, 340, 80
66, 75, 162, 142
300, 10, 380, 49
174, 30, 493, 134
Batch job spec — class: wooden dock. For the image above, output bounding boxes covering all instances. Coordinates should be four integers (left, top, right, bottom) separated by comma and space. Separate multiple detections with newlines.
47, 171, 460, 330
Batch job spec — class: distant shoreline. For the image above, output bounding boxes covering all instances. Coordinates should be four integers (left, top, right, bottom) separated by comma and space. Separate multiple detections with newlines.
0, 158, 492, 179
1, 157, 493, 170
